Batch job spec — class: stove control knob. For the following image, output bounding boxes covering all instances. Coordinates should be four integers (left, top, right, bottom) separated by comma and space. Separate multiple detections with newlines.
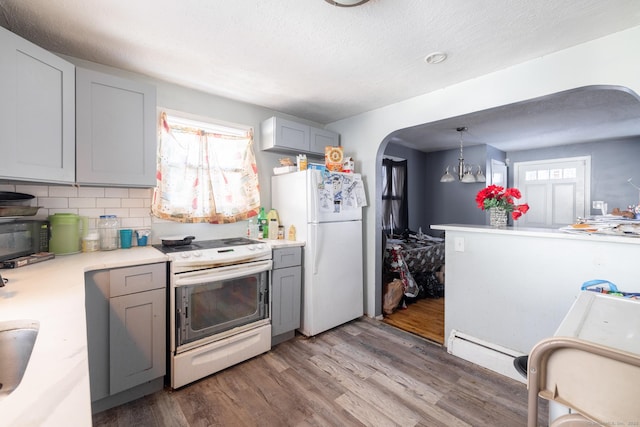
180, 252, 190, 259
248, 245, 256, 251
192, 251, 202, 257
256, 244, 265, 250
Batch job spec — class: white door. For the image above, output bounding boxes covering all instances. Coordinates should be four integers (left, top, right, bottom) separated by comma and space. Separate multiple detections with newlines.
514, 156, 590, 228
491, 159, 507, 186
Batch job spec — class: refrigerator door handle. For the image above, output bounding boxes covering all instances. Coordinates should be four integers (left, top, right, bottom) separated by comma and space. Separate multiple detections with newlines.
311, 223, 319, 275
308, 169, 318, 224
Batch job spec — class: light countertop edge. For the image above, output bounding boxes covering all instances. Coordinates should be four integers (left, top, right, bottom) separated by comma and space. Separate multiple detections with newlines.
0, 247, 169, 427
431, 223, 640, 245
266, 239, 305, 248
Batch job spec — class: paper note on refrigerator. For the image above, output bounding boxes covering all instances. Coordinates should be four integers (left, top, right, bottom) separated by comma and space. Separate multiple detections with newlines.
340, 173, 368, 209
317, 172, 367, 212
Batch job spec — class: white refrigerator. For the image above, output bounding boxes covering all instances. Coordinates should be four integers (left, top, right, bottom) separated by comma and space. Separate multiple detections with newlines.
271, 169, 366, 336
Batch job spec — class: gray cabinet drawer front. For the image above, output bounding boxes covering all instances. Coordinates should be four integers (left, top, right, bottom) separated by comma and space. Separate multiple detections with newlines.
273, 247, 301, 269
109, 262, 166, 297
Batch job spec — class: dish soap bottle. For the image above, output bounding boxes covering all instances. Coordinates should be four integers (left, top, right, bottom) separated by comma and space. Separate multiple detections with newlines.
288, 224, 296, 241
257, 208, 268, 240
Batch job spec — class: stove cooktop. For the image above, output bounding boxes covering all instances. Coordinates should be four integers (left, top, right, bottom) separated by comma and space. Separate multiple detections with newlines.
154, 237, 272, 272
152, 237, 262, 254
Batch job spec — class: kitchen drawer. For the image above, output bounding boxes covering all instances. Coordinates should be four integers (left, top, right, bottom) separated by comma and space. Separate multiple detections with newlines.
109, 262, 166, 297
273, 247, 302, 270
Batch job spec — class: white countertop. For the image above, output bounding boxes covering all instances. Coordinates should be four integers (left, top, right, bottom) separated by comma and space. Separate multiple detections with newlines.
431, 223, 640, 245
264, 239, 305, 248
0, 247, 168, 427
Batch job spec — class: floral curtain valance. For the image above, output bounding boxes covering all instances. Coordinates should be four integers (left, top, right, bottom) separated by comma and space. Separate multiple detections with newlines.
152, 112, 261, 223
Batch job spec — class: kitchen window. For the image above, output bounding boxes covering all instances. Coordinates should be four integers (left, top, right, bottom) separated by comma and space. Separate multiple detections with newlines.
152, 112, 261, 223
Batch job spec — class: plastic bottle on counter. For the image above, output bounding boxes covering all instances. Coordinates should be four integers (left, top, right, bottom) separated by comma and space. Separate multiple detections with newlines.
268, 218, 279, 240
82, 231, 100, 252
266, 209, 279, 239
246, 218, 255, 239
288, 224, 296, 241
257, 207, 268, 239
266, 209, 279, 224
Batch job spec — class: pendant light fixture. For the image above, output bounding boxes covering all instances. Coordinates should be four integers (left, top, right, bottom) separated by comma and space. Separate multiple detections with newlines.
440, 127, 485, 183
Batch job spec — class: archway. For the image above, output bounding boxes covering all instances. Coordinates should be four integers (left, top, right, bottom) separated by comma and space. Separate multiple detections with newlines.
372, 85, 640, 322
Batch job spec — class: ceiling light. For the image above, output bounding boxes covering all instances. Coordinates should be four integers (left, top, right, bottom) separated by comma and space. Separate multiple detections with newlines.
439, 166, 455, 183
475, 167, 486, 183
324, 0, 370, 6
440, 127, 486, 184
425, 51, 448, 65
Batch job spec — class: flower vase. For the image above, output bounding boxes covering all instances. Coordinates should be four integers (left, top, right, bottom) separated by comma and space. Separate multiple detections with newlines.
489, 207, 508, 228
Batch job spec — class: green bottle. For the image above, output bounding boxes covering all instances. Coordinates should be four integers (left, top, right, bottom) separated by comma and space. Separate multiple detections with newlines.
257, 207, 268, 239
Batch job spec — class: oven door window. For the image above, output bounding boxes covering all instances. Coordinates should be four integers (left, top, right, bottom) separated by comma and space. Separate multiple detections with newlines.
177, 271, 267, 346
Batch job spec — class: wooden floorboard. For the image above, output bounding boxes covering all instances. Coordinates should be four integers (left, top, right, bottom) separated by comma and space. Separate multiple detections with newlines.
92, 317, 547, 427
382, 297, 445, 344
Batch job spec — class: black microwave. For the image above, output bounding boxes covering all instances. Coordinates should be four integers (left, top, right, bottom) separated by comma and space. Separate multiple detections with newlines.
0, 219, 50, 262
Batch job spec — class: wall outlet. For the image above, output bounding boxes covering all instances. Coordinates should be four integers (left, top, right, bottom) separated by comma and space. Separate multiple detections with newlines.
454, 237, 465, 252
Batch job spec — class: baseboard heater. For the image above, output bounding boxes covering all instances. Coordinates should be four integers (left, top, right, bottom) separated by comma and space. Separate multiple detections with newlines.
447, 330, 526, 383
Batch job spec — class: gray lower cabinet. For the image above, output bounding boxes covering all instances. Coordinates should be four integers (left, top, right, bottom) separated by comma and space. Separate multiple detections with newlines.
76, 67, 157, 187
0, 26, 75, 183
271, 246, 302, 345
85, 262, 167, 413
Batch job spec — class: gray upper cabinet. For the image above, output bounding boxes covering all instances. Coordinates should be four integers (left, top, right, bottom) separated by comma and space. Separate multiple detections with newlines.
310, 127, 338, 154
0, 26, 75, 183
76, 67, 157, 187
261, 116, 339, 156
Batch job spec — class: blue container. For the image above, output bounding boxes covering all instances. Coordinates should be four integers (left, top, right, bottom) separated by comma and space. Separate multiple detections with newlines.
119, 229, 133, 249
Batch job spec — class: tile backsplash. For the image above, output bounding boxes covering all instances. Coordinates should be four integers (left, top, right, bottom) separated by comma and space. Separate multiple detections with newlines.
1, 183, 153, 233
1, 183, 249, 244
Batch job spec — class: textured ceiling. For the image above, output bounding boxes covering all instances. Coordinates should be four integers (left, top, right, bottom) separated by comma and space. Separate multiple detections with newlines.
390, 86, 640, 152
1, 0, 640, 152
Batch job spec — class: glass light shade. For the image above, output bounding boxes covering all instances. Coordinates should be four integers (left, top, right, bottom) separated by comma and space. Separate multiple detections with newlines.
461, 171, 477, 183
476, 167, 486, 183
440, 167, 455, 183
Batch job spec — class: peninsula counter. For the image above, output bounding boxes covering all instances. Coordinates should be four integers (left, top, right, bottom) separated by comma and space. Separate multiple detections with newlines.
431, 224, 640, 380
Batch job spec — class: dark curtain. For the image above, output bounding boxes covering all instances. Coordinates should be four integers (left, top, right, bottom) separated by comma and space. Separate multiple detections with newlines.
381, 158, 408, 235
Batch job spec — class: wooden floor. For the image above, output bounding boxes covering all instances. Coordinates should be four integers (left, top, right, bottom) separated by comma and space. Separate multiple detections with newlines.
382, 297, 445, 344
93, 317, 547, 427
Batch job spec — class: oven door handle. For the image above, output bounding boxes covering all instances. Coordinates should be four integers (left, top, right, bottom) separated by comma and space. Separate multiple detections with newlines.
174, 260, 273, 286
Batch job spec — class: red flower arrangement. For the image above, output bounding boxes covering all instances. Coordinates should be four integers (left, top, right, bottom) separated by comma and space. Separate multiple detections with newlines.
476, 185, 530, 220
